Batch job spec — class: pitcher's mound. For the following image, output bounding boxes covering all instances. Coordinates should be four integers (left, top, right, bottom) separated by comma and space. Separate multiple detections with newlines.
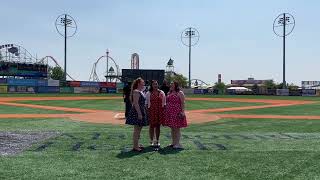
69, 112, 125, 124
186, 112, 221, 124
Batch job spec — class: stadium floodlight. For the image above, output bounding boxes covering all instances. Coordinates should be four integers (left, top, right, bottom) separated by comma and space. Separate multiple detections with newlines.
55, 14, 77, 82
273, 13, 295, 89
181, 27, 200, 88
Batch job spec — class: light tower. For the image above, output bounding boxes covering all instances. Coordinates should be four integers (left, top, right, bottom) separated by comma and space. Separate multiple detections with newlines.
181, 27, 200, 88
55, 14, 77, 83
273, 13, 295, 89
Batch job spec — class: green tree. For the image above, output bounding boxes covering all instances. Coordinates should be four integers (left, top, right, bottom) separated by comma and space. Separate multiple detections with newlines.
49, 66, 64, 81
276, 82, 291, 89
288, 83, 299, 90
264, 80, 277, 89
165, 73, 188, 88
214, 82, 226, 94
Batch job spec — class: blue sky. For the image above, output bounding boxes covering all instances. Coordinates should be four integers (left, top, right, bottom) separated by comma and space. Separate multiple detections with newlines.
1, 0, 320, 85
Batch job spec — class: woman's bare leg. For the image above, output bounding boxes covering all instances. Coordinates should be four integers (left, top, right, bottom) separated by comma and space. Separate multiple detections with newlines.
133, 125, 142, 149
149, 126, 155, 144
171, 128, 175, 146
155, 125, 160, 143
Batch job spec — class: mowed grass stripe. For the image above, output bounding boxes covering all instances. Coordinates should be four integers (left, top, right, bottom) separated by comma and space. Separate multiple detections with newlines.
17, 99, 265, 111
0, 93, 122, 97
214, 102, 320, 116
1, 93, 320, 101
0, 105, 74, 114
18, 99, 126, 111
187, 94, 320, 101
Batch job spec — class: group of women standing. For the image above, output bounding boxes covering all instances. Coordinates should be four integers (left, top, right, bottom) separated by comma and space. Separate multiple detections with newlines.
125, 78, 187, 152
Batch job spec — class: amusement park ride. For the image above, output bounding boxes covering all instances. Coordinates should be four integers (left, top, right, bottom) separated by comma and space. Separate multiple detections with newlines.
0, 43, 210, 87
89, 49, 121, 82
0, 44, 36, 63
0, 43, 77, 80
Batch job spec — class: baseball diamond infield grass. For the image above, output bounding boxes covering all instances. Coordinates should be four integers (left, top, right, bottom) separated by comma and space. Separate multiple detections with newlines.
0, 105, 72, 114
0, 93, 320, 100
187, 94, 320, 100
17, 99, 265, 111
1, 118, 320, 179
215, 102, 320, 116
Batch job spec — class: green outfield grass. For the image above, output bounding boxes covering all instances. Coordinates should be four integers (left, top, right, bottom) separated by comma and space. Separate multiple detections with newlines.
19, 99, 126, 111
187, 94, 320, 101
1, 94, 320, 179
216, 102, 320, 116
18, 99, 264, 111
1, 118, 320, 179
186, 100, 264, 110
1, 93, 320, 101
0, 93, 121, 97
0, 105, 72, 114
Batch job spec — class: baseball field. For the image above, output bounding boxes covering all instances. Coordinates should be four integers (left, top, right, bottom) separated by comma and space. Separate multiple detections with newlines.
1, 94, 320, 179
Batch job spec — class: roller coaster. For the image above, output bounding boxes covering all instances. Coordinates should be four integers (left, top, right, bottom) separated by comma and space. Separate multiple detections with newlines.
89, 52, 121, 82
0, 43, 76, 80
1, 44, 208, 85
38, 56, 76, 81
0, 44, 37, 63
191, 79, 211, 88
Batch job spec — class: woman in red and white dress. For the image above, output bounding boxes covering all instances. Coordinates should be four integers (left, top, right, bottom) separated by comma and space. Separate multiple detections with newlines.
163, 81, 187, 149
146, 80, 166, 147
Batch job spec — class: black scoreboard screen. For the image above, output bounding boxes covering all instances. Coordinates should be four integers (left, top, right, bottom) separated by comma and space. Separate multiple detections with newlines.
121, 69, 165, 85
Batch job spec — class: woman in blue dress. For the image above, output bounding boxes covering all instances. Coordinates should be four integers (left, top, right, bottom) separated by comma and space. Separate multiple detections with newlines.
126, 78, 148, 152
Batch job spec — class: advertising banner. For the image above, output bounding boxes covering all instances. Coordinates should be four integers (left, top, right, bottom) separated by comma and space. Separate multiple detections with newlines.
182, 88, 194, 95
80, 81, 99, 87
7, 79, 37, 86
0, 78, 6, 84
302, 89, 316, 96
60, 87, 74, 93
100, 88, 108, 93
37, 86, 60, 93
0, 85, 7, 93
16, 86, 27, 92
276, 89, 289, 96
100, 82, 117, 88
107, 88, 117, 93
194, 89, 203, 94
116, 88, 123, 94
68, 81, 81, 87
8, 86, 16, 93
74, 87, 99, 94
48, 79, 59, 87
37, 79, 48, 87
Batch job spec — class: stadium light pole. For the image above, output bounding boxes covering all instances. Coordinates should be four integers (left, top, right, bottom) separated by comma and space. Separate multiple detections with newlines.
181, 27, 200, 88
273, 13, 295, 89
106, 49, 109, 82
55, 14, 77, 83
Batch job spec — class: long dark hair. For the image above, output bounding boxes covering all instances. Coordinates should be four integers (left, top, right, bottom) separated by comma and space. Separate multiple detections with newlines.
170, 81, 180, 93
149, 80, 159, 92
130, 77, 143, 103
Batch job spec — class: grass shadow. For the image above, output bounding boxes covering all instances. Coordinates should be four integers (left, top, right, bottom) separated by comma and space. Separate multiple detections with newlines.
116, 146, 154, 159
158, 146, 184, 155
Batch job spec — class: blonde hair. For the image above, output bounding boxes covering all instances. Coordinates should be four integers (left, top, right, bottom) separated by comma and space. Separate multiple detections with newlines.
130, 77, 143, 103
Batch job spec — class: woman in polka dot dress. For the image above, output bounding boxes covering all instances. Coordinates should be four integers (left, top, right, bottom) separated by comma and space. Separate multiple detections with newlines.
163, 81, 187, 149
146, 80, 166, 147
125, 78, 148, 152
